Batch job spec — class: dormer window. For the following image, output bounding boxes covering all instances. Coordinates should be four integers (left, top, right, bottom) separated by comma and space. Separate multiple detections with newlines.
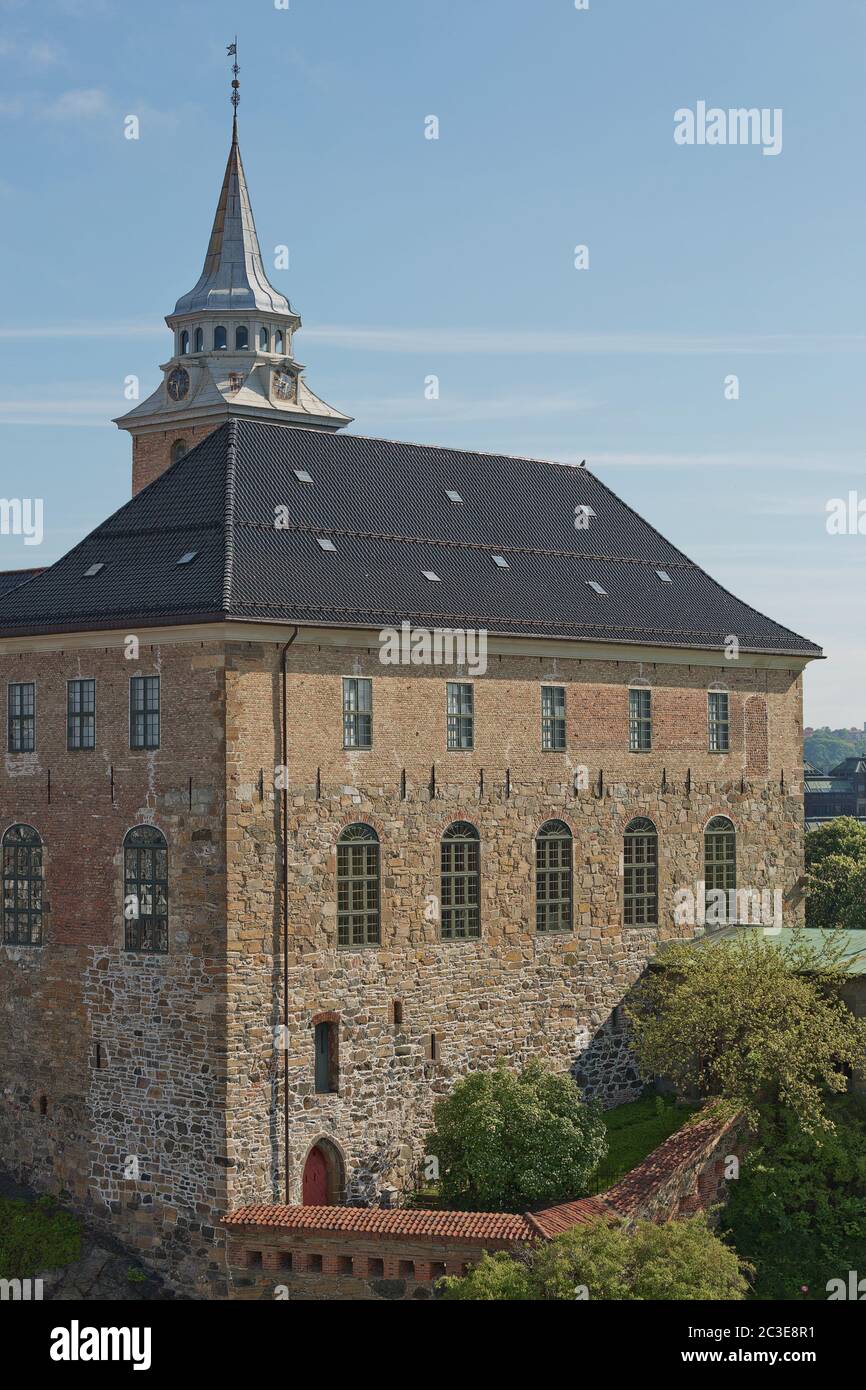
194, 327, 204, 352
179, 330, 189, 355
259, 326, 269, 351
274, 329, 284, 354
214, 325, 227, 350
228, 372, 244, 393
235, 326, 249, 350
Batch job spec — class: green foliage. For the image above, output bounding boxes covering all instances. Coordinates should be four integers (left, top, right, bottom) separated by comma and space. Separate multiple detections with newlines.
805, 817, 866, 930
804, 729, 866, 773
626, 933, 866, 1135
426, 1059, 608, 1212
0, 1195, 81, 1279
438, 1216, 750, 1301
584, 1094, 699, 1194
723, 1099, 866, 1301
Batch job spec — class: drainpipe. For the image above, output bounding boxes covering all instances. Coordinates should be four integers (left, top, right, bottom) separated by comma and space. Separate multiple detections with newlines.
280, 627, 299, 1203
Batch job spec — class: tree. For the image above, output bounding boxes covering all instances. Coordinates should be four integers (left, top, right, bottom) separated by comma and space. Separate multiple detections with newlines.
425, 1060, 607, 1212
438, 1215, 750, 1301
626, 933, 866, 1135
806, 817, 866, 930
723, 1099, 866, 1301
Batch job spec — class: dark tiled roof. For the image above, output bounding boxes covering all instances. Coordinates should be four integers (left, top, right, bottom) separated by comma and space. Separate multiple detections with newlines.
0, 568, 44, 598
0, 420, 822, 656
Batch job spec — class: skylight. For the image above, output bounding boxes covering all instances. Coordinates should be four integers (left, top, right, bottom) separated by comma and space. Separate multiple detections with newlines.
317, 538, 337, 552
574, 505, 596, 520
492, 555, 509, 569
656, 570, 672, 583
586, 580, 607, 595
445, 490, 463, 503
422, 570, 441, 582
294, 469, 313, 484
84, 563, 104, 577
177, 551, 197, 565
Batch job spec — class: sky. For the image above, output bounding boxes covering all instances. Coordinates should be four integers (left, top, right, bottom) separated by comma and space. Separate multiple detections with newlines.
0, 0, 863, 726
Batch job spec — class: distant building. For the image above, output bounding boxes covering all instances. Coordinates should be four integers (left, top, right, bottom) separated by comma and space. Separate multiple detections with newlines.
805, 757, 866, 829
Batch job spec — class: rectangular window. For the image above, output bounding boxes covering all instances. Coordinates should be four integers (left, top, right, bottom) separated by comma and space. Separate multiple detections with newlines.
446, 682, 474, 750
130, 676, 160, 750
314, 1020, 339, 1094
541, 685, 566, 751
708, 691, 730, 752
628, 688, 652, 752
342, 677, 372, 749
8, 682, 35, 752
67, 679, 96, 750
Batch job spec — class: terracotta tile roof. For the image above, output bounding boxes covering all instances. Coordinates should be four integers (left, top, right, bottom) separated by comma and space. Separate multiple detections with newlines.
604, 1109, 740, 1217
223, 1203, 533, 1243
525, 1195, 615, 1238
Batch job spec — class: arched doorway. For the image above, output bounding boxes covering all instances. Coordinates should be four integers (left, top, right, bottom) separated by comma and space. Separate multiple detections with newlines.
301, 1139, 345, 1205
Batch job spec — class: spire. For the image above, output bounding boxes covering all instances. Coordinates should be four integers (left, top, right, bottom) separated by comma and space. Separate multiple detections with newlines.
172, 41, 291, 317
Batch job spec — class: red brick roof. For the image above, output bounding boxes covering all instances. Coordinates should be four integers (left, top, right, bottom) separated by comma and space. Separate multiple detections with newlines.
223, 1203, 533, 1243
603, 1108, 740, 1217
525, 1194, 615, 1239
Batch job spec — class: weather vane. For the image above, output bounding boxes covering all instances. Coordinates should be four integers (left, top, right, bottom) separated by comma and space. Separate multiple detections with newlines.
227, 39, 240, 123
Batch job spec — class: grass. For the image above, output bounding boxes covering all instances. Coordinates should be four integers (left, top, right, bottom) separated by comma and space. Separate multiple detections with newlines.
0, 1195, 82, 1279
584, 1094, 700, 1195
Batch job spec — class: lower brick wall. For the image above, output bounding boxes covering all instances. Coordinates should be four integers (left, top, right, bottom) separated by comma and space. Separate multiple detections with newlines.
223, 1104, 746, 1300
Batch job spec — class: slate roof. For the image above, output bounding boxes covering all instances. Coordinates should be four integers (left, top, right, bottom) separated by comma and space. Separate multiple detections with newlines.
0, 568, 44, 598
0, 419, 823, 655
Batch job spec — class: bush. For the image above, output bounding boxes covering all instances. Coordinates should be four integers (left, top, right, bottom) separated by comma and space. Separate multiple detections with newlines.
0, 1195, 81, 1279
723, 1099, 866, 1301
426, 1060, 607, 1211
439, 1215, 750, 1301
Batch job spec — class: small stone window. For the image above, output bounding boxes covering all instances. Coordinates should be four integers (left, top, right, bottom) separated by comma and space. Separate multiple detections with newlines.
170, 439, 188, 465
628, 687, 652, 752
194, 327, 204, 352
342, 677, 372, 749
259, 326, 270, 351
307, 1254, 323, 1274
623, 817, 658, 926
246, 1250, 263, 1269
179, 330, 189, 355
367, 1257, 384, 1277
274, 328, 284, 354
214, 325, 227, 350
440, 822, 480, 940
235, 325, 249, 350
227, 372, 244, 393
2, 824, 43, 946
336, 824, 380, 947
123, 825, 168, 953
337, 1255, 353, 1275
7, 681, 35, 752
314, 1019, 339, 1094
536, 820, 572, 932
399, 1260, 415, 1278
541, 685, 566, 751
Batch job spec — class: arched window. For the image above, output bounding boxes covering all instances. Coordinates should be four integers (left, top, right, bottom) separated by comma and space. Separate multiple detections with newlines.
170, 439, 188, 465
536, 819, 572, 932
179, 330, 189, 355
235, 325, 249, 350
623, 817, 658, 925
440, 821, 480, 940
214, 325, 227, 350
123, 825, 168, 953
259, 326, 269, 351
194, 327, 204, 352
705, 816, 736, 923
337, 824, 380, 947
274, 328, 284, 354
2, 824, 43, 946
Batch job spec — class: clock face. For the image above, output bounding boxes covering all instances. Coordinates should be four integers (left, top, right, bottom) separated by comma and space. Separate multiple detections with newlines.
167, 367, 190, 402
273, 371, 296, 402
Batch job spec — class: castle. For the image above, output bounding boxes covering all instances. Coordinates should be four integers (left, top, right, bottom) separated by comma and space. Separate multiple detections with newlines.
0, 106, 821, 1298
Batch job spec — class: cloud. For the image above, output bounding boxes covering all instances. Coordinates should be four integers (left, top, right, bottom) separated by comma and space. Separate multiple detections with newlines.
42, 87, 108, 120
0, 321, 163, 340
0, 392, 121, 426
351, 392, 597, 425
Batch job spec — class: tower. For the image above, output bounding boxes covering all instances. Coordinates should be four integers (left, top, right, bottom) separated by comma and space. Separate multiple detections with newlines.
115, 61, 351, 495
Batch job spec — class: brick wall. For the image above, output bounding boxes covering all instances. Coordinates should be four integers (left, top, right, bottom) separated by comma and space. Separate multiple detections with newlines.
131, 422, 221, 495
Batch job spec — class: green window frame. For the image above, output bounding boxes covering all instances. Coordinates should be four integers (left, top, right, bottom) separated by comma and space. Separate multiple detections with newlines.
67, 678, 96, 751
708, 691, 730, 752
623, 817, 658, 925
440, 821, 480, 940
704, 816, 736, 917
628, 687, 652, 751
536, 820, 572, 932
337, 824, 380, 947
124, 825, 168, 953
2, 824, 43, 946
8, 681, 35, 753
446, 682, 474, 750
130, 676, 160, 750
541, 686, 566, 751
342, 677, 372, 749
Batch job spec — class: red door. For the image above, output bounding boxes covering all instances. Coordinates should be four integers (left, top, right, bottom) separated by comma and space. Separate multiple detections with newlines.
302, 1146, 328, 1205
